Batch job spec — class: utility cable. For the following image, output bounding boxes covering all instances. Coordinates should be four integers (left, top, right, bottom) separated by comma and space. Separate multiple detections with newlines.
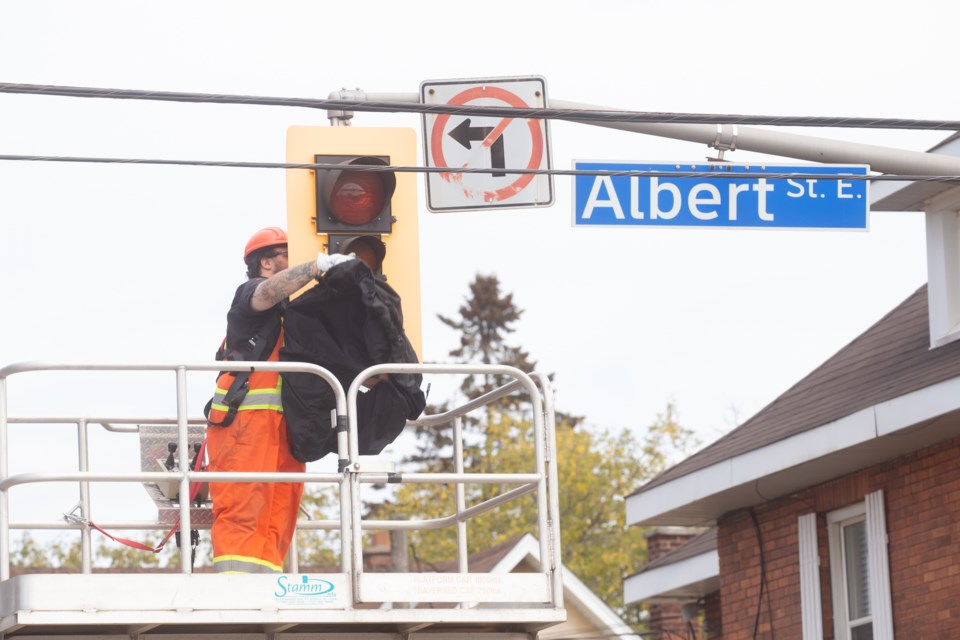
748, 508, 774, 640
0, 153, 957, 183
1, 82, 958, 131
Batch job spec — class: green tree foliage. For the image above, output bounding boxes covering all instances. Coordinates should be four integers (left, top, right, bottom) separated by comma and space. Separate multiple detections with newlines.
558, 404, 693, 608
437, 274, 536, 400
10, 530, 206, 570
381, 401, 694, 609
408, 274, 540, 470
379, 274, 697, 612
295, 485, 340, 569
10, 533, 60, 568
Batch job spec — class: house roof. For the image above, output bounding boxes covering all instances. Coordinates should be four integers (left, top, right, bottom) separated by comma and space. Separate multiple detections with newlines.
429, 535, 524, 574
623, 529, 719, 604
627, 284, 960, 525
396, 535, 637, 639
628, 528, 718, 577
429, 534, 639, 640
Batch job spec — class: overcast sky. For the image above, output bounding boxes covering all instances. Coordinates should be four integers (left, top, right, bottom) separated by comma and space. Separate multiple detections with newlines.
0, 1, 953, 526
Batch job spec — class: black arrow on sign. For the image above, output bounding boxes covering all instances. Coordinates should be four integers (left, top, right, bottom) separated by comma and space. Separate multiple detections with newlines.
448, 118, 506, 177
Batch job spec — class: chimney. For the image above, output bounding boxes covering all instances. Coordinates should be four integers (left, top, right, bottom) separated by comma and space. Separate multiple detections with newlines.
362, 529, 410, 574
364, 530, 392, 572
644, 527, 702, 639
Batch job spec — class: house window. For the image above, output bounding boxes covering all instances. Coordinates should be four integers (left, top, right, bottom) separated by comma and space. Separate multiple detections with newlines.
826, 490, 894, 640
835, 511, 872, 638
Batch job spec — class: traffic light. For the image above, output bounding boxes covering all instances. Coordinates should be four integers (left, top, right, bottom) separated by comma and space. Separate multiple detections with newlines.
314, 155, 395, 275
286, 126, 422, 358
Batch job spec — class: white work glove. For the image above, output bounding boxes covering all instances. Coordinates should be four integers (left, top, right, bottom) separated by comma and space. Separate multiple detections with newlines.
316, 251, 355, 274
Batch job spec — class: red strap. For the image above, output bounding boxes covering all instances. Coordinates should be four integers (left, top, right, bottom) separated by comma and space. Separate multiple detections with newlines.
86, 439, 208, 554
87, 520, 177, 552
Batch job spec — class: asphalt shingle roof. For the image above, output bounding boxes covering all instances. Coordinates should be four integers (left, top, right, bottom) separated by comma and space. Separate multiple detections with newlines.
626, 528, 717, 578
632, 284, 960, 496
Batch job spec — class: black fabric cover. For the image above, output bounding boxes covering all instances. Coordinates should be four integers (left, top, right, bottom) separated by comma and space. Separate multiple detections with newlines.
279, 260, 426, 462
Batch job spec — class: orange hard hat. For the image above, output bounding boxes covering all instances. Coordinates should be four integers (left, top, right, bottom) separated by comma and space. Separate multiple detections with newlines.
244, 227, 288, 259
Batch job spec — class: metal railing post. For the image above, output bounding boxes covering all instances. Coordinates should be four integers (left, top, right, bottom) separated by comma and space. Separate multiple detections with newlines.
529, 384, 552, 580
175, 366, 192, 573
533, 372, 564, 608
350, 464, 363, 604
77, 419, 93, 574
454, 415, 468, 574
0, 377, 9, 581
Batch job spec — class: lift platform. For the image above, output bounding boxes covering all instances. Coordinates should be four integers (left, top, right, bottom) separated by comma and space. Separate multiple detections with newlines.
0, 362, 564, 639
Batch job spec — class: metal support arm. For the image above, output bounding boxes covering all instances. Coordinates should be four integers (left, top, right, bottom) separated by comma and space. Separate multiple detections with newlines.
550, 99, 960, 176
357, 91, 960, 176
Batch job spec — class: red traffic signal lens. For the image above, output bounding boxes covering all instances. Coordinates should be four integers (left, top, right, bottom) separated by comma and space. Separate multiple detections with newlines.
329, 171, 387, 226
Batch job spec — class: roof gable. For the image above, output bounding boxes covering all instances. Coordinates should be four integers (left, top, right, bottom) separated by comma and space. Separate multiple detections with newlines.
433, 534, 637, 639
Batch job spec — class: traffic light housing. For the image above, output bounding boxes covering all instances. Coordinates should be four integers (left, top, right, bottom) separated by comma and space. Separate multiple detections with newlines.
286, 127, 422, 357
314, 155, 395, 275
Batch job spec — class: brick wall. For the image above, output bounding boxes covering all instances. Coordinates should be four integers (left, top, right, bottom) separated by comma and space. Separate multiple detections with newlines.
646, 528, 701, 560
703, 590, 723, 639
364, 529, 392, 572
644, 527, 703, 639
715, 434, 960, 639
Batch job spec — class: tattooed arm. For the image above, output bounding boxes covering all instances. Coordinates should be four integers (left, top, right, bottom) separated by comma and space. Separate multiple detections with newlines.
249, 261, 318, 311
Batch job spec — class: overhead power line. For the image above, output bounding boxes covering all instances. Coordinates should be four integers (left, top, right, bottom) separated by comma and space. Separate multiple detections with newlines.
0, 82, 958, 131
0, 153, 957, 183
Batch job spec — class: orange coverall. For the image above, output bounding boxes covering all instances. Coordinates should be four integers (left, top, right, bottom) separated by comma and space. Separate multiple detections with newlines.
206, 333, 305, 573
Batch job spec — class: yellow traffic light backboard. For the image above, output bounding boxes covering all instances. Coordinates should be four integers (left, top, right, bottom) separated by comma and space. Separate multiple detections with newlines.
286, 126, 422, 358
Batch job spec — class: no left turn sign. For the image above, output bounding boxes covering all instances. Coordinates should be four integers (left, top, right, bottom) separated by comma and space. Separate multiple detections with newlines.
420, 77, 554, 212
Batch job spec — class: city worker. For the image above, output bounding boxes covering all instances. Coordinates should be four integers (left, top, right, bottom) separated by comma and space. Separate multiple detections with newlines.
205, 226, 353, 573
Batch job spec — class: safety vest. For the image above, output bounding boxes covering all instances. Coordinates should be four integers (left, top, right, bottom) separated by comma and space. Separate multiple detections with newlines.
207, 329, 284, 423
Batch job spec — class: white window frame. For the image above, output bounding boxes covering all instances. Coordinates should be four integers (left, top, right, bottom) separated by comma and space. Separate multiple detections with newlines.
827, 503, 871, 638
798, 512, 824, 640
826, 490, 894, 640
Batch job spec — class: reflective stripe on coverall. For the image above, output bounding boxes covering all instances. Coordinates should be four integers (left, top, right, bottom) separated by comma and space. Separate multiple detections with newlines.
206, 330, 306, 573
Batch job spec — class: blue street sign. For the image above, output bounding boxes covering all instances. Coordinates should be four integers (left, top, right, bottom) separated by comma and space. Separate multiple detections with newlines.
573, 162, 869, 229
